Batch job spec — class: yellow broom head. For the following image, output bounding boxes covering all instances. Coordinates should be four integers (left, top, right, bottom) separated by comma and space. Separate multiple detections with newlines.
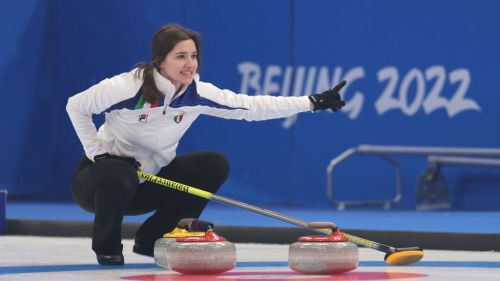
384, 248, 424, 265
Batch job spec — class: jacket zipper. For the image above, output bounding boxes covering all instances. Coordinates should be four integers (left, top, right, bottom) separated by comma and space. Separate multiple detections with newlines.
163, 85, 188, 115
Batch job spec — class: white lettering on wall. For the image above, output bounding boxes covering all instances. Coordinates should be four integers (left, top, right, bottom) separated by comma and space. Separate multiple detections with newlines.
238, 62, 480, 128
375, 66, 480, 117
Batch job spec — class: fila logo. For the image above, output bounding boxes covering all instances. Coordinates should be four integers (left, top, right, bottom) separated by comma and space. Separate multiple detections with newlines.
138, 114, 148, 122
174, 111, 184, 123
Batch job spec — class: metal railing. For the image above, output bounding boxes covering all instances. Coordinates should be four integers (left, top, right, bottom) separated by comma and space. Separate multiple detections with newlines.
326, 145, 500, 210
428, 155, 500, 168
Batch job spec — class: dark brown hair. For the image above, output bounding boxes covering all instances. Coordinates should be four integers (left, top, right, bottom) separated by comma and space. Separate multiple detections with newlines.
136, 24, 202, 103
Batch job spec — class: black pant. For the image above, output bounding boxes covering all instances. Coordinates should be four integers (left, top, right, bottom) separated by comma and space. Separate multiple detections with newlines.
71, 151, 229, 255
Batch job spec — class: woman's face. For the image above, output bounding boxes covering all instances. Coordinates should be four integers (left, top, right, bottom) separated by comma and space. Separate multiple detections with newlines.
159, 39, 198, 90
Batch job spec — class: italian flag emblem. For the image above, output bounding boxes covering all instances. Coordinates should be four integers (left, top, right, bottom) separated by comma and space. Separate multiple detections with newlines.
134, 94, 160, 109
174, 111, 184, 123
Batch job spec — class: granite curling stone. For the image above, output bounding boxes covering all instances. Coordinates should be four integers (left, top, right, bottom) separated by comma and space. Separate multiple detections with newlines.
166, 229, 236, 274
288, 222, 358, 274
153, 218, 209, 268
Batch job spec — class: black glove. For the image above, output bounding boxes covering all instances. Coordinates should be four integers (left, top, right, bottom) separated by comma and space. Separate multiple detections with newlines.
94, 153, 141, 169
308, 80, 347, 112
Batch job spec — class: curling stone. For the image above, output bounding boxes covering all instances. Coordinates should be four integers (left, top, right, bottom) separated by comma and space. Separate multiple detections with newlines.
166, 229, 236, 274
154, 218, 208, 268
288, 222, 358, 274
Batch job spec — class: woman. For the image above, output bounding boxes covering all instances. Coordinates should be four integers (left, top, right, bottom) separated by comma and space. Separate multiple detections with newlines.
66, 23, 346, 265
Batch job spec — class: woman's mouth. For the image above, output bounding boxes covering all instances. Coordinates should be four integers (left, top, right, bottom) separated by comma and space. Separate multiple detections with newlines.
180, 71, 193, 78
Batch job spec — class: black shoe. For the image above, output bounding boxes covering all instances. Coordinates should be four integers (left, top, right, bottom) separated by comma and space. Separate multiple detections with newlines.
97, 254, 124, 265
133, 243, 154, 257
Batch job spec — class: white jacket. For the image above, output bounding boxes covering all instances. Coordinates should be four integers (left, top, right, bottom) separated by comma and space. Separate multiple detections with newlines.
67, 68, 310, 175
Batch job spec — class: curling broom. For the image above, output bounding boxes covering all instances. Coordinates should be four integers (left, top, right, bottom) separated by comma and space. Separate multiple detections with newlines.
138, 170, 424, 265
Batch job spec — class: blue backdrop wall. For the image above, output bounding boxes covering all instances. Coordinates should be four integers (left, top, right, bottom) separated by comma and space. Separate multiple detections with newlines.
1, 0, 499, 209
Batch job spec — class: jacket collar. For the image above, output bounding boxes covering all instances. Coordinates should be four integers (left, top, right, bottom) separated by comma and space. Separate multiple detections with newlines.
153, 68, 176, 97
152, 68, 200, 99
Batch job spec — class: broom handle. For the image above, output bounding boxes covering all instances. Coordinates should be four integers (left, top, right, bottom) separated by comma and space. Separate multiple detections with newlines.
137, 170, 397, 253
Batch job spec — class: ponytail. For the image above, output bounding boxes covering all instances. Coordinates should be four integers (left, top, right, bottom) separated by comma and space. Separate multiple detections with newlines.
136, 62, 163, 104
